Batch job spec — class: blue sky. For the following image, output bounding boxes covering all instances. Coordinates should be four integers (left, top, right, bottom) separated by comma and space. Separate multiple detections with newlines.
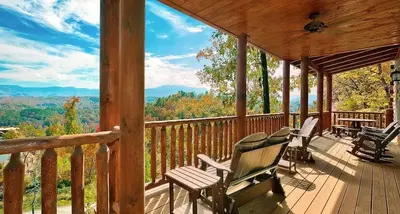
0, 0, 214, 89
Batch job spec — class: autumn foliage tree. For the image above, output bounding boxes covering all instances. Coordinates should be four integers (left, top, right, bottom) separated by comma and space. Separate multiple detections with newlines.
63, 96, 83, 135
333, 62, 392, 111
196, 31, 282, 113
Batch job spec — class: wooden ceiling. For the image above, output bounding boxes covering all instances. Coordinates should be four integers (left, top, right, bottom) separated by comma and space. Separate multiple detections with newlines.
159, 0, 400, 61
291, 44, 399, 74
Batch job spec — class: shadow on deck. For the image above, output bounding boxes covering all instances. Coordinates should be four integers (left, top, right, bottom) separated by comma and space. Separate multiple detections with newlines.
145, 132, 400, 214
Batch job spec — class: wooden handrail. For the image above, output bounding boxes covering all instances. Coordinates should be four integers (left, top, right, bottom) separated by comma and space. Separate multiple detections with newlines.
145, 116, 237, 128
0, 126, 120, 154
332, 111, 384, 114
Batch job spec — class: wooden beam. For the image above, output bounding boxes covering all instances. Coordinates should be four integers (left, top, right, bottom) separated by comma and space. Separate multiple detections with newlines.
323, 47, 398, 69
309, 61, 320, 72
326, 73, 332, 130
236, 34, 247, 140
317, 68, 324, 136
282, 60, 290, 126
100, 0, 120, 211
119, 0, 145, 213
300, 56, 309, 126
313, 49, 368, 65
328, 56, 396, 74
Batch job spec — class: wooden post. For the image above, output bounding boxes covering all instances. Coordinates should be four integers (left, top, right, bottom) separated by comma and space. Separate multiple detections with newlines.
300, 56, 309, 126
3, 153, 24, 214
41, 149, 57, 214
100, 0, 120, 211
236, 33, 247, 140
326, 73, 333, 130
119, 0, 145, 212
386, 81, 394, 126
317, 68, 324, 136
282, 60, 290, 126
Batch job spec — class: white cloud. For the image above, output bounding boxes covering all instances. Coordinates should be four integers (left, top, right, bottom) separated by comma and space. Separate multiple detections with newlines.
0, 28, 99, 88
0, 0, 99, 41
147, 1, 206, 35
0, 28, 207, 89
156, 34, 168, 39
145, 53, 206, 88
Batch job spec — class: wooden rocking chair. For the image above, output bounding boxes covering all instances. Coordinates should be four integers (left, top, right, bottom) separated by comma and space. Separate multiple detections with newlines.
198, 130, 290, 213
348, 125, 400, 163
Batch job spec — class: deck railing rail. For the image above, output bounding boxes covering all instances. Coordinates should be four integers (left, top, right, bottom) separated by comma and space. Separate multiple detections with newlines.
332, 111, 386, 128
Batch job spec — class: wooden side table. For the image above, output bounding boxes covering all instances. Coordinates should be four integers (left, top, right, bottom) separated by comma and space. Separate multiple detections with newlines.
165, 166, 220, 214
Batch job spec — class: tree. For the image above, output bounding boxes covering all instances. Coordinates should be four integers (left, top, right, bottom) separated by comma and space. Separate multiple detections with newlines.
260, 51, 270, 113
332, 62, 391, 111
196, 31, 281, 113
63, 96, 82, 134
46, 122, 65, 136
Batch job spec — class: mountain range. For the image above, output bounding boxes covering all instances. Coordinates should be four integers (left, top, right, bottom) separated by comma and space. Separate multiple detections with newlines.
0, 85, 208, 98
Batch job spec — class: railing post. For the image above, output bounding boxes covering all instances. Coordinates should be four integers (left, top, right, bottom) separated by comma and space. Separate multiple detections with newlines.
97, 144, 110, 214
236, 33, 247, 140
42, 149, 57, 214
4, 153, 24, 214
71, 146, 84, 214
386, 108, 394, 126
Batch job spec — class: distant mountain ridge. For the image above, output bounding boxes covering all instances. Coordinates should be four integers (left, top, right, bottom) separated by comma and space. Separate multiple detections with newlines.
0, 85, 208, 98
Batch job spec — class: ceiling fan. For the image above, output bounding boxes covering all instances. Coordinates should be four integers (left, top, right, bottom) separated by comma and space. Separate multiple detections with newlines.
304, 12, 327, 33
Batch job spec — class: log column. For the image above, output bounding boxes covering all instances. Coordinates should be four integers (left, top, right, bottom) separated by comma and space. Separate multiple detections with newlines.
282, 60, 290, 127
100, 0, 120, 212
236, 34, 247, 140
326, 73, 333, 130
317, 68, 324, 136
300, 56, 309, 126
119, 0, 145, 213
386, 81, 394, 126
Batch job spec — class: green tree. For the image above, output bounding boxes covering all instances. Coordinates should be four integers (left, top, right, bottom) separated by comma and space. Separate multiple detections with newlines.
333, 62, 391, 111
46, 122, 66, 136
63, 96, 82, 134
196, 31, 281, 113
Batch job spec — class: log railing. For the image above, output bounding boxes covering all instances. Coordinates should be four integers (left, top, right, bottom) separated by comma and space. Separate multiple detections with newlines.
0, 127, 120, 214
0, 114, 287, 212
290, 112, 331, 132
332, 111, 386, 128
145, 114, 285, 189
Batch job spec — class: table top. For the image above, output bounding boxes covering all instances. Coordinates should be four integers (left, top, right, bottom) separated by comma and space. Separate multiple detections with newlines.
165, 166, 220, 190
337, 118, 376, 122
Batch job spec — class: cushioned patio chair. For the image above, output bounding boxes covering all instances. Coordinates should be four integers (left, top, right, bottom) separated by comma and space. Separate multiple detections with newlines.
197, 129, 290, 213
348, 125, 400, 163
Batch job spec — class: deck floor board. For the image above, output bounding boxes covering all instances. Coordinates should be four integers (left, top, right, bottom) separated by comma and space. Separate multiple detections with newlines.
144, 133, 400, 214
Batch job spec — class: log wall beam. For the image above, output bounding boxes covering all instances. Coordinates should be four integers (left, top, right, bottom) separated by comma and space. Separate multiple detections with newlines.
119, 0, 145, 213
236, 33, 247, 140
282, 60, 290, 126
317, 68, 324, 136
300, 56, 309, 126
100, 0, 120, 210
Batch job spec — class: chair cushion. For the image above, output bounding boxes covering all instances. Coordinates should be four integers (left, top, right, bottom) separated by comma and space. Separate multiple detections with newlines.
266, 127, 290, 145
235, 132, 268, 151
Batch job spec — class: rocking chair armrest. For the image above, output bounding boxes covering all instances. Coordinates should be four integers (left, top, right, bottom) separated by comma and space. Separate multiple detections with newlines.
197, 154, 232, 173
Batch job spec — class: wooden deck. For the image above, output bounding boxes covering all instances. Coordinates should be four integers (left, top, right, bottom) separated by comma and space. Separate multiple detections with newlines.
144, 133, 400, 214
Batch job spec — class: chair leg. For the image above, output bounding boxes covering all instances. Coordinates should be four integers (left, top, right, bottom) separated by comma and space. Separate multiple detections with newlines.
271, 174, 285, 195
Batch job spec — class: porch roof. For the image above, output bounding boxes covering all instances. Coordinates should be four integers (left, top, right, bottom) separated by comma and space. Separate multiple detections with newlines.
159, 0, 400, 62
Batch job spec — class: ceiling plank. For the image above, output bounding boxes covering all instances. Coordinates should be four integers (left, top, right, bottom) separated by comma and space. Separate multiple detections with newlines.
322, 47, 399, 69
325, 52, 396, 72
329, 57, 395, 74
